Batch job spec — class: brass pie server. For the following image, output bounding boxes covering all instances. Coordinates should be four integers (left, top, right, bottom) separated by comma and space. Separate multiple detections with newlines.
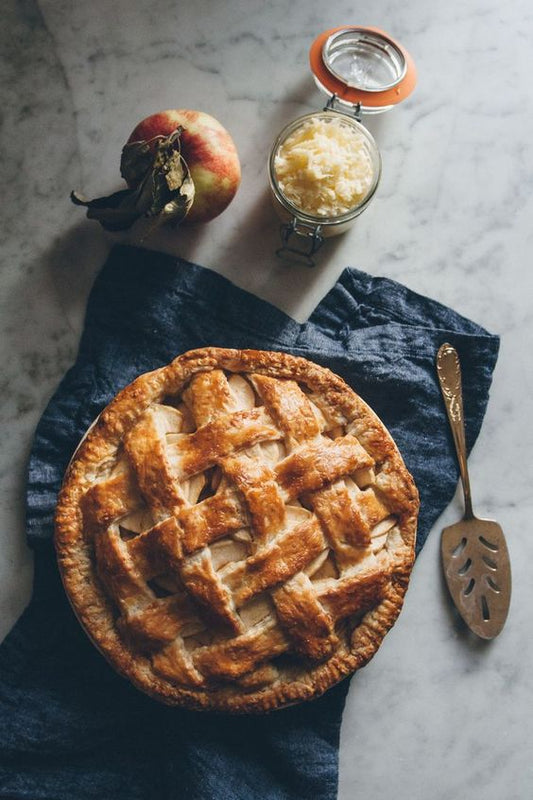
436, 343, 511, 639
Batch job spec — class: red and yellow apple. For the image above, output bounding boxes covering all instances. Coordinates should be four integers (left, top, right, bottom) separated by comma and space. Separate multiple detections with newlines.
126, 109, 241, 224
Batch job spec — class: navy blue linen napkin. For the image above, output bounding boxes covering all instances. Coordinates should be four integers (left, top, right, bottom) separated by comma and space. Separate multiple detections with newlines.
0, 244, 499, 800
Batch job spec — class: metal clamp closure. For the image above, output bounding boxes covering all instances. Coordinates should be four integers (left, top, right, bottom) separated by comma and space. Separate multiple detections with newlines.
324, 93, 362, 121
276, 218, 324, 267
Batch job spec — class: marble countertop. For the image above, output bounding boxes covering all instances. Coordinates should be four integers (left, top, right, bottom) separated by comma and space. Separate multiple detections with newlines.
2, 0, 532, 797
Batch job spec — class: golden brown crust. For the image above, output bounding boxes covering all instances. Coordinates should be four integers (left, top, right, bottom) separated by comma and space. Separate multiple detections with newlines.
54, 347, 419, 713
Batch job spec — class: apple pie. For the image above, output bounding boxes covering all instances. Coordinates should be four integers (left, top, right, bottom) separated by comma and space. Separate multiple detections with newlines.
55, 348, 419, 712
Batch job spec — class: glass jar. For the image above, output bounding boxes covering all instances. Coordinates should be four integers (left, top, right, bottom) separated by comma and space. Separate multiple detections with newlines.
269, 110, 382, 265
269, 26, 416, 265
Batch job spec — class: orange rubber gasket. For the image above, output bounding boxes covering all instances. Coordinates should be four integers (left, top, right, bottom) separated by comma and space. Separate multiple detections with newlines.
309, 26, 417, 109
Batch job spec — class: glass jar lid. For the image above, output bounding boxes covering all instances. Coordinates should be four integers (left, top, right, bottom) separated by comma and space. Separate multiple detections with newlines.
309, 26, 416, 113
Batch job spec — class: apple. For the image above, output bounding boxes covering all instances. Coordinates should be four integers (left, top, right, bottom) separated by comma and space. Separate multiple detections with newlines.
126, 109, 241, 224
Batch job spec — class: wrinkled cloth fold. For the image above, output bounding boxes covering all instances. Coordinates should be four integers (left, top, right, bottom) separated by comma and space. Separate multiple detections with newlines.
0, 245, 499, 799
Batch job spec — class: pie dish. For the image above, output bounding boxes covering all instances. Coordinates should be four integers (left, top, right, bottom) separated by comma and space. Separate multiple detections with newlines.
55, 347, 419, 713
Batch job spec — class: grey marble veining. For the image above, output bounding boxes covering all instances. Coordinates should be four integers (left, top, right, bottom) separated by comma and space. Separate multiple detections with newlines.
1, 0, 532, 797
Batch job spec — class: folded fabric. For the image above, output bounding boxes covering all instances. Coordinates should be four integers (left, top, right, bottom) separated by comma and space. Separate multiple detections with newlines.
0, 245, 499, 800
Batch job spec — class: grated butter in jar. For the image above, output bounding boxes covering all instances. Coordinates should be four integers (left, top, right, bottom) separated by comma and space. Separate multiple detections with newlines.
269, 26, 416, 265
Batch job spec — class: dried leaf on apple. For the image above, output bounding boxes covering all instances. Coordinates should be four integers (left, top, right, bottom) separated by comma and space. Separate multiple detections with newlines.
71, 128, 195, 232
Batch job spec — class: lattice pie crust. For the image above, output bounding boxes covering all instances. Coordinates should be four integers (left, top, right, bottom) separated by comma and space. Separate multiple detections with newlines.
55, 348, 419, 712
